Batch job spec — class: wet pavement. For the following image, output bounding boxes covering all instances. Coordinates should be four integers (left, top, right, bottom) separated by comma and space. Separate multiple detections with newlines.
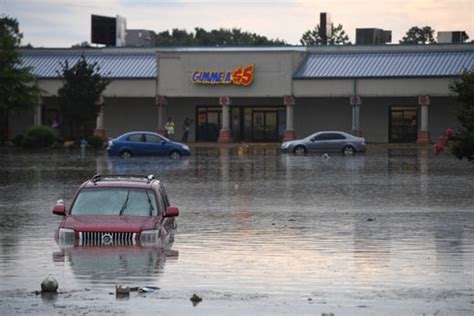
0, 144, 473, 315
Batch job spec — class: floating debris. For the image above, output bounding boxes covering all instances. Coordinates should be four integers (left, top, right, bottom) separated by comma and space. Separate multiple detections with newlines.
190, 293, 202, 306
115, 285, 130, 296
41, 275, 58, 293
139, 287, 159, 293
367, 218, 375, 222
321, 153, 330, 159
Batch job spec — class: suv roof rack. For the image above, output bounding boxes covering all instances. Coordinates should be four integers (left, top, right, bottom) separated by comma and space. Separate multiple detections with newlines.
91, 174, 157, 184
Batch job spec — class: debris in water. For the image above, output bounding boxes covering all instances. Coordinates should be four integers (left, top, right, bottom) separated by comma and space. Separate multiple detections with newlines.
41, 275, 58, 293
321, 313, 334, 316
190, 293, 202, 306
139, 286, 159, 293
367, 218, 375, 222
115, 285, 130, 296
321, 153, 330, 159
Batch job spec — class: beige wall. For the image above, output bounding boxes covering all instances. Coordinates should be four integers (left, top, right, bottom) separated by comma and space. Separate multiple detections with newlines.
294, 78, 454, 98
158, 51, 301, 97
104, 97, 158, 138
294, 80, 353, 97
293, 97, 461, 143
38, 79, 156, 97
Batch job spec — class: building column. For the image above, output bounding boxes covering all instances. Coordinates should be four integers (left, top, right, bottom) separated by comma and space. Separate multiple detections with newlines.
33, 97, 42, 126
417, 95, 431, 144
283, 95, 296, 141
94, 96, 105, 137
218, 96, 232, 143
156, 95, 167, 135
350, 95, 362, 137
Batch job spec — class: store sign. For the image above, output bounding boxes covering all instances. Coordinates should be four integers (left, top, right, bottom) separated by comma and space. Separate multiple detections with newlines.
192, 64, 254, 86
418, 95, 430, 105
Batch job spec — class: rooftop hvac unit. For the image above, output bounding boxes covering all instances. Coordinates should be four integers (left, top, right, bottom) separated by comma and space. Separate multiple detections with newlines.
356, 28, 392, 45
437, 31, 469, 43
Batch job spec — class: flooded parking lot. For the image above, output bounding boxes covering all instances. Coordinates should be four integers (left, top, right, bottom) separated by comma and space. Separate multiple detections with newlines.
0, 145, 473, 315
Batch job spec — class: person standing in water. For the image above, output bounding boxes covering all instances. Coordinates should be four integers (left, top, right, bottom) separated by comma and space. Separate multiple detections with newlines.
182, 117, 192, 142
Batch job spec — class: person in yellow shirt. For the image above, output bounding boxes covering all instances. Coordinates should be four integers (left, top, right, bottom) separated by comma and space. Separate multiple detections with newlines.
164, 117, 175, 140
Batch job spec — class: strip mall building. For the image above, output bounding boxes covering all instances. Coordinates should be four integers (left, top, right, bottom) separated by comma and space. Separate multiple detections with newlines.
16, 43, 474, 143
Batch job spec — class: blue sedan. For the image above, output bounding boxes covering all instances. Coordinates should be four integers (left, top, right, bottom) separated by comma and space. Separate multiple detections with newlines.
107, 131, 191, 159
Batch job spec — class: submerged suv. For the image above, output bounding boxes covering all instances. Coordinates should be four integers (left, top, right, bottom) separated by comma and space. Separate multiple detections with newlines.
53, 174, 179, 247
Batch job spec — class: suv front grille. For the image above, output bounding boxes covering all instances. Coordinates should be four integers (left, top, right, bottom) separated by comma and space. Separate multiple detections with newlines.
79, 232, 137, 246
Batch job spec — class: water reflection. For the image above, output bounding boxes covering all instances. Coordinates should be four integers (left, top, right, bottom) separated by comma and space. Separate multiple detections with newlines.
53, 245, 178, 285
98, 156, 190, 175
1, 146, 473, 314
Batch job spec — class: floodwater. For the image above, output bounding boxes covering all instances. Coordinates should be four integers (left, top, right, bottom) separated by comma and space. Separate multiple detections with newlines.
0, 145, 473, 315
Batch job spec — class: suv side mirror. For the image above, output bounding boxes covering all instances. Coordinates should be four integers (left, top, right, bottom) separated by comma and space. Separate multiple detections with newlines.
164, 206, 179, 217
53, 199, 66, 216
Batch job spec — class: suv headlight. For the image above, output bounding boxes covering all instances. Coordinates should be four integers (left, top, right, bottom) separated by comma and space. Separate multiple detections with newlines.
140, 229, 159, 245
281, 142, 290, 149
58, 228, 75, 244
181, 144, 189, 151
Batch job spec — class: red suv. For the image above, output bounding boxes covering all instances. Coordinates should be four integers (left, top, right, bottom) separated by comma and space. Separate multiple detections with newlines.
53, 174, 179, 247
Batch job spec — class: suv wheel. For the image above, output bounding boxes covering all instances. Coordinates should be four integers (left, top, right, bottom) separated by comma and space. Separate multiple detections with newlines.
120, 150, 132, 159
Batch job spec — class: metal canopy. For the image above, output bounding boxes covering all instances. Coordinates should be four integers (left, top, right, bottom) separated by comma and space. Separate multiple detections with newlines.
20, 52, 156, 79
294, 50, 474, 79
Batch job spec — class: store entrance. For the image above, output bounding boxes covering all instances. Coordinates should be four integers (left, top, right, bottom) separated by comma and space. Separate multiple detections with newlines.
252, 110, 278, 142
196, 108, 221, 141
389, 107, 418, 143
196, 106, 285, 142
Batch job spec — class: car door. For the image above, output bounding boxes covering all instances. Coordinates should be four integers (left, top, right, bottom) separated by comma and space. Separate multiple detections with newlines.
308, 133, 329, 152
126, 133, 147, 155
326, 133, 347, 151
144, 133, 169, 156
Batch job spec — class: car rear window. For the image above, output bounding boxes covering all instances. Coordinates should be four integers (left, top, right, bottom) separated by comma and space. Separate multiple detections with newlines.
71, 188, 158, 216
145, 134, 162, 143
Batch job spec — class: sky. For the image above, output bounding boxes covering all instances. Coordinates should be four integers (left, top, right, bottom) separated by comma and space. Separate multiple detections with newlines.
2, 0, 473, 47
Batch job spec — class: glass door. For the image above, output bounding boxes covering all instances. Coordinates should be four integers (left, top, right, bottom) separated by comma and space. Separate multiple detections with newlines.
196, 108, 221, 141
389, 107, 417, 143
252, 111, 278, 142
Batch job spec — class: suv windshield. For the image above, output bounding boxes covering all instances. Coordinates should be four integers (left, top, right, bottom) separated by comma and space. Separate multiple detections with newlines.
71, 188, 158, 216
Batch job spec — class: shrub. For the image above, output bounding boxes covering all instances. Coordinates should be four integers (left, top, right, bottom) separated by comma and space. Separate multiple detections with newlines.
22, 125, 56, 148
87, 135, 105, 149
12, 134, 24, 146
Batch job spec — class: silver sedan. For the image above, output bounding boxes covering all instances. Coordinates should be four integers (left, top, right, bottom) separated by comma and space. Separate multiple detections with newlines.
281, 131, 366, 155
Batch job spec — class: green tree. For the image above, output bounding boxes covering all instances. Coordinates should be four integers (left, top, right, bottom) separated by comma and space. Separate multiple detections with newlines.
57, 56, 110, 139
0, 16, 42, 145
434, 71, 474, 161
300, 23, 350, 45
449, 71, 474, 161
155, 27, 286, 46
71, 41, 92, 49
400, 26, 436, 44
